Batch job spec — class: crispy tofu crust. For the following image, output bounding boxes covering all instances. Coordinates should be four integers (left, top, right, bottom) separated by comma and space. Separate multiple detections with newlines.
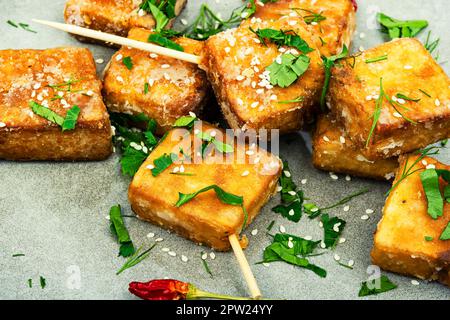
128, 123, 281, 251
103, 28, 209, 134
202, 17, 325, 134
0, 48, 112, 161
312, 114, 398, 180
328, 38, 450, 160
64, 0, 187, 44
372, 155, 450, 287
253, 0, 356, 56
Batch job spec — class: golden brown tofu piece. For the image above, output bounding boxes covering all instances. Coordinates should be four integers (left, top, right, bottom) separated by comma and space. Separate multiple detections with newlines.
372, 155, 450, 287
128, 123, 281, 251
202, 17, 324, 134
253, 0, 356, 57
0, 48, 112, 161
64, 0, 187, 43
312, 114, 398, 180
328, 38, 450, 160
103, 28, 209, 134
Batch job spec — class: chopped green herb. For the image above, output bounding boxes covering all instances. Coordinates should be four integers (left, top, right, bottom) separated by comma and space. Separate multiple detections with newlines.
419, 89, 432, 98
260, 233, 326, 278
267, 220, 275, 232
39, 276, 46, 289
144, 82, 149, 94
321, 214, 346, 248
440, 222, 450, 240
175, 185, 248, 231
292, 8, 326, 26
441, 139, 448, 147
27, 279, 32, 288
173, 115, 197, 129
18, 22, 37, 33
7, 20, 18, 28
62, 106, 80, 131
420, 169, 444, 219
267, 53, 310, 88
304, 203, 321, 219
30, 101, 64, 126
395, 93, 420, 102
116, 244, 157, 275
148, 33, 184, 51
197, 131, 233, 154
151, 153, 176, 177
47, 78, 82, 92
365, 55, 388, 64
278, 96, 304, 104
201, 252, 214, 277
12, 253, 25, 257
424, 31, 440, 55
251, 28, 314, 54
358, 275, 397, 297
377, 13, 428, 39
320, 45, 349, 110
139, 0, 177, 32
336, 261, 354, 270
424, 236, 434, 241
321, 188, 370, 211
109, 205, 135, 257
122, 56, 133, 70
272, 195, 303, 222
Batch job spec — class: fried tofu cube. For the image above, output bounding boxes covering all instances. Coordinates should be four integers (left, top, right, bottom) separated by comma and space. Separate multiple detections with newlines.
202, 17, 325, 134
312, 114, 398, 180
253, 0, 357, 56
64, 0, 187, 42
103, 28, 209, 134
372, 155, 450, 287
128, 123, 281, 251
328, 38, 450, 160
0, 48, 112, 161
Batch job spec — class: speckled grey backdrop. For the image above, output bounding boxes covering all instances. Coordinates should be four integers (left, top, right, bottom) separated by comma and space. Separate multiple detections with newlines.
0, 0, 449, 300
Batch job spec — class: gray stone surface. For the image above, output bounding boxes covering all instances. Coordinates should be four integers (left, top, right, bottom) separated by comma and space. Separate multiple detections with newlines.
0, 0, 449, 300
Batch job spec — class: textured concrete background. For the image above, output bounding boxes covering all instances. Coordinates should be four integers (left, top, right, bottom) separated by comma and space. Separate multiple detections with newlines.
0, 0, 449, 300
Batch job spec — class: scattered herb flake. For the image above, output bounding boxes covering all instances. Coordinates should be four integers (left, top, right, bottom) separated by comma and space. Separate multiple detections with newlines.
201, 252, 214, 277
12, 253, 25, 257
365, 55, 388, 64
7, 20, 18, 28
122, 56, 133, 70
116, 244, 157, 275
61, 105, 80, 131
151, 153, 176, 177
267, 220, 275, 232
395, 93, 420, 102
377, 13, 428, 39
358, 275, 397, 297
424, 235, 434, 241
27, 279, 32, 288
109, 205, 135, 257
39, 276, 46, 289
251, 28, 314, 54
148, 33, 184, 52
419, 88, 432, 98
266, 53, 310, 88
440, 222, 450, 240
278, 96, 304, 104
420, 169, 444, 219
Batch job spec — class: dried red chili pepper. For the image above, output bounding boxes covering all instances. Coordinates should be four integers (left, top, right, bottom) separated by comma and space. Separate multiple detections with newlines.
351, 0, 358, 11
129, 279, 250, 300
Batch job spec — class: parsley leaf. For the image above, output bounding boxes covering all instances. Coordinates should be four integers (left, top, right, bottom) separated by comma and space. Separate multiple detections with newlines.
30, 101, 80, 131
321, 214, 346, 248
140, 0, 174, 32
62, 105, 80, 131
109, 205, 135, 258
197, 132, 234, 154
27, 279, 33, 288
173, 115, 197, 129
421, 169, 445, 219
440, 222, 450, 240
358, 275, 397, 297
151, 153, 176, 177
267, 53, 310, 88
377, 13, 428, 39
272, 196, 303, 222
39, 276, 46, 289
252, 28, 314, 54
148, 33, 184, 51
122, 56, 133, 70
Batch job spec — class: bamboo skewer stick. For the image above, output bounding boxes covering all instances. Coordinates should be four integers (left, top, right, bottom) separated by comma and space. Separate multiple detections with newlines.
228, 234, 262, 300
32, 19, 202, 65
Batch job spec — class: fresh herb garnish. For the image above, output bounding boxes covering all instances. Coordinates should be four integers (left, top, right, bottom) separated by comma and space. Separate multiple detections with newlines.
116, 244, 157, 275
358, 275, 397, 297
365, 55, 388, 64
7, 20, 37, 33
30, 101, 80, 131
144, 82, 150, 94
395, 93, 420, 102
148, 33, 184, 51
173, 115, 197, 129
440, 222, 450, 240
321, 214, 346, 248
441, 139, 448, 147
39, 276, 46, 289
151, 153, 176, 177
293, 8, 326, 26
320, 45, 349, 110
175, 185, 248, 231
7, 20, 18, 27
377, 13, 428, 39
425, 31, 440, 54
109, 205, 135, 257
139, 0, 177, 32
267, 220, 275, 232
266, 53, 310, 88
420, 168, 450, 219
278, 96, 304, 104
12, 253, 25, 257
419, 88, 431, 98
201, 252, 214, 277
260, 233, 326, 278
197, 131, 234, 154
251, 28, 314, 54
424, 235, 434, 241
122, 56, 133, 70
27, 279, 32, 288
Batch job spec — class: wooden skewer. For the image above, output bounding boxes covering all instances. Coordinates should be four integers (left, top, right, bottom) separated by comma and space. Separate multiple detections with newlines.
32, 19, 202, 65
228, 234, 262, 300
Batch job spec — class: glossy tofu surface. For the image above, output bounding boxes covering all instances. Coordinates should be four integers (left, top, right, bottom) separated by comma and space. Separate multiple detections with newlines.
0, 48, 112, 160
253, 0, 356, 56
103, 28, 209, 133
128, 123, 281, 251
202, 17, 324, 134
312, 114, 398, 180
328, 38, 450, 160
372, 155, 450, 287
64, 0, 187, 40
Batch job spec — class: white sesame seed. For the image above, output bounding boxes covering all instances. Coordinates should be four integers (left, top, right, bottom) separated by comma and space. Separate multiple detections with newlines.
359, 32, 366, 39
365, 95, 373, 101
288, 191, 296, 196
339, 237, 346, 244
116, 76, 124, 83
138, 9, 146, 16
404, 65, 413, 70
181, 19, 188, 25
251, 229, 258, 236
304, 236, 312, 241
172, 166, 180, 173
179, 165, 185, 173
168, 251, 177, 257
150, 53, 158, 59
320, 241, 326, 248
435, 99, 441, 107
339, 136, 346, 144
361, 215, 369, 220
105, 215, 110, 220
236, 75, 245, 81
411, 280, 420, 286
276, 186, 283, 192
33, 83, 41, 90
319, 221, 323, 228
334, 254, 341, 261
181, 255, 188, 262
95, 58, 104, 64
246, 150, 255, 156
284, 170, 291, 177
225, 47, 231, 53
209, 252, 216, 260
155, 237, 164, 242
323, 136, 330, 142
330, 173, 339, 180
162, 247, 170, 252
262, 263, 270, 267
279, 225, 286, 233
115, 54, 123, 61
251, 102, 259, 108
146, 164, 155, 170
348, 260, 355, 267
301, 179, 307, 185
241, 170, 250, 177
201, 253, 208, 260
333, 223, 341, 232
161, 64, 170, 69
289, 20, 297, 26
366, 209, 374, 214
147, 232, 155, 238
426, 164, 436, 169
393, 112, 402, 118
0, 122, 6, 128
288, 209, 295, 216
359, 46, 365, 52
422, 160, 428, 166
270, 94, 277, 101
343, 205, 350, 212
